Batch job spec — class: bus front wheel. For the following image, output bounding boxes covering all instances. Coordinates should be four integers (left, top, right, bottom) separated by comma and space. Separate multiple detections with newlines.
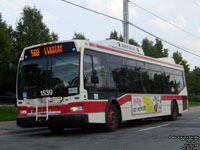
105, 103, 119, 132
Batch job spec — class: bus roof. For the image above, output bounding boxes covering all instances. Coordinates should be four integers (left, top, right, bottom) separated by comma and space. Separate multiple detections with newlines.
21, 39, 183, 70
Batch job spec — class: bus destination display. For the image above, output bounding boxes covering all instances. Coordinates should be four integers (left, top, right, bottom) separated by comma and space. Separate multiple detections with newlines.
24, 42, 76, 59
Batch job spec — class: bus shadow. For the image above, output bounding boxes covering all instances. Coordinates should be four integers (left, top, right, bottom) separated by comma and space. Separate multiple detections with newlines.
30, 117, 174, 137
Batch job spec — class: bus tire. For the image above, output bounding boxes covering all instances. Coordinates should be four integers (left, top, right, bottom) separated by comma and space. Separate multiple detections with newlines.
169, 101, 178, 121
48, 125, 65, 133
105, 103, 119, 132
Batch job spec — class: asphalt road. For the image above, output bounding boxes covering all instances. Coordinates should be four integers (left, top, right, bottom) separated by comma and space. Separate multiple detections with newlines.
0, 107, 199, 150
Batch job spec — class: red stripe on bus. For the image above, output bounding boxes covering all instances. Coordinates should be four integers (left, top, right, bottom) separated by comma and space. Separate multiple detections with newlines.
17, 95, 188, 117
118, 95, 131, 105
161, 95, 188, 101
89, 43, 184, 69
18, 101, 107, 117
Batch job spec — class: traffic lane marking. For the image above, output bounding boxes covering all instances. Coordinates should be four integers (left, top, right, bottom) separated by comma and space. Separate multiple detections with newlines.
138, 124, 170, 132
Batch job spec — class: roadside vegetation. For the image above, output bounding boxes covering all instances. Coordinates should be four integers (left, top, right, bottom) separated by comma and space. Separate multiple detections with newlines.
0, 106, 17, 121
189, 102, 200, 107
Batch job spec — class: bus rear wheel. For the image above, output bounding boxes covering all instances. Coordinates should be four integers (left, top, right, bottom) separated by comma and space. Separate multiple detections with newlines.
170, 101, 178, 121
105, 103, 119, 132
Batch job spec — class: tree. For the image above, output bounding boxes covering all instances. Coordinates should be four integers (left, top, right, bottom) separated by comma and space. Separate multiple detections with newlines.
173, 51, 189, 70
154, 39, 168, 58
107, 30, 139, 46
0, 13, 16, 92
141, 38, 154, 57
173, 51, 190, 77
142, 38, 168, 58
72, 32, 87, 40
14, 6, 58, 57
188, 67, 200, 102
108, 30, 123, 42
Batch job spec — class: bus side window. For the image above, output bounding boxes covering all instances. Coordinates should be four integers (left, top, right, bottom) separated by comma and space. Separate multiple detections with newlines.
83, 55, 93, 88
83, 51, 106, 92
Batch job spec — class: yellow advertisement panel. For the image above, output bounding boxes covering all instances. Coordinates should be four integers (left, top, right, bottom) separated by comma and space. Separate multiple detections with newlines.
132, 95, 162, 114
142, 96, 155, 113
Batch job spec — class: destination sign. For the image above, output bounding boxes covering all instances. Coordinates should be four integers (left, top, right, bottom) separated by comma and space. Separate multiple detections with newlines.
24, 42, 76, 60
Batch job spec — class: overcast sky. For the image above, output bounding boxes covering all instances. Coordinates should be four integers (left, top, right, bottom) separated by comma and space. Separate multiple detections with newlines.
1, 0, 200, 70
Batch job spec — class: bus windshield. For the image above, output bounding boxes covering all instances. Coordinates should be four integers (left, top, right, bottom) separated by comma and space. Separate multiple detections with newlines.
17, 52, 80, 99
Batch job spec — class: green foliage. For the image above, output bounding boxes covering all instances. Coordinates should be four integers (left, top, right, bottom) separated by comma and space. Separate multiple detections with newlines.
72, 32, 87, 40
108, 30, 123, 42
173, 51, 190, 75
189, 101, 200, 107
0, 106, 17, 121
14, 6, 58, 58
0, 13, 16, 92
0, 6, 58, 95
188, 67, 200, 102
142, 38, 168, 58
108, 30, 140, 46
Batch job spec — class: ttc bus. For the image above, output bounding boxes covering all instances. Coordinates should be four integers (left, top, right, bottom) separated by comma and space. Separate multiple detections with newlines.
16, 40, 188, 132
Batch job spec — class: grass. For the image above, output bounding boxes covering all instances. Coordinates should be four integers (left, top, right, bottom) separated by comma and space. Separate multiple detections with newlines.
0, 106, 17, 121
189, 102, 200, 107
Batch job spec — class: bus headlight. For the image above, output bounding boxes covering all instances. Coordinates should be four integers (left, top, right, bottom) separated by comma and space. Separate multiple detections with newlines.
70, 106, 83, 112
19, 110, 27, 115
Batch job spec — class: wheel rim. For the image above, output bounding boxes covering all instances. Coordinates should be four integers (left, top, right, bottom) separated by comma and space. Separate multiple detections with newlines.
109, 109, 115, 126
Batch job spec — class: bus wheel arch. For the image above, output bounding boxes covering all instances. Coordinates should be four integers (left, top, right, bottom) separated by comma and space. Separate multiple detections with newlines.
105, 98, 122, 131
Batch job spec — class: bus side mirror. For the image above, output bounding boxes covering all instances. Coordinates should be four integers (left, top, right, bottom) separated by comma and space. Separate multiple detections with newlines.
91, 75, 99, 84
91, 70, 99, 84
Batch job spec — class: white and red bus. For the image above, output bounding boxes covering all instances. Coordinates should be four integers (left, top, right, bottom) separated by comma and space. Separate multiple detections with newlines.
16, 40, 188, 132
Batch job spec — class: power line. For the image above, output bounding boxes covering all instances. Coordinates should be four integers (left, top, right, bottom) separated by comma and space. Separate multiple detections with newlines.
129, 22, 200, 57
129, 1, 200, 41
192, 0, 200, 6
59, 0, 200, 57
60, 0, 123, 22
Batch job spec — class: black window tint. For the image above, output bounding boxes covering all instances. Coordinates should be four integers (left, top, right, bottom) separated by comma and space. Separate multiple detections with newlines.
126, 67, 144, 93
141, 69, 151, 93
84, 49, 106, 92
150, 64, 162, 72
125, 59, 137, 67
83, 49, 186, 95
150, 71, 163, 93
143, 63, 150, 70
174, 70, 182, 76
137, 61, 145, 68
164, 67, 174, 74
106, 54, 123, 65
83, 55, 93, 88
175, 75, 184, 93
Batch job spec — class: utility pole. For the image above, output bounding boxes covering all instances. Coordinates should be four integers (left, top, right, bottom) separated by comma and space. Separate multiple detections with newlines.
123, 0, 129, 43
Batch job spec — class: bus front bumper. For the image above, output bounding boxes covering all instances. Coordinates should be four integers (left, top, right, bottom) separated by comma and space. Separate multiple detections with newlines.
16, 114, 89, 128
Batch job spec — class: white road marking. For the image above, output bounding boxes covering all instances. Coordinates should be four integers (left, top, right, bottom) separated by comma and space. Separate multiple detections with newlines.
138, 124, 170, 132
